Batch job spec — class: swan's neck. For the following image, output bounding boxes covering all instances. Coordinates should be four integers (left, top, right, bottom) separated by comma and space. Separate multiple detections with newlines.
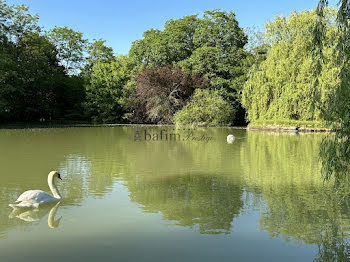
48, 174, 61, 199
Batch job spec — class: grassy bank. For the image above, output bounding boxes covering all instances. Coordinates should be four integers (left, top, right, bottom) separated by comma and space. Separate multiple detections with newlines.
247, 120, 329, 132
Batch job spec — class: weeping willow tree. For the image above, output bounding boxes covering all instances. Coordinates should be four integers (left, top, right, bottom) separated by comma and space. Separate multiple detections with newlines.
242, 8, 339, 125
316, 1, 350, 181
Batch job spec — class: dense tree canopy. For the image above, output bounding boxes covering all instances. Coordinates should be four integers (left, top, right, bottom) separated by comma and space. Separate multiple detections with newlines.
242, 9, 338, 123
84, 55, 134, 123
0, 1, 86, 122
81, 39, 114, 79
0, 2, 252, 125
315, 0, 350, 181
48, 26, 87, 75
129, 10, 249, 125
4, 0, 350, 135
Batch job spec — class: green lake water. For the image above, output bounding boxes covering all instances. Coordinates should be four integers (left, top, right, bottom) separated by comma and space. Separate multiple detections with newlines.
0, 126, 349, 261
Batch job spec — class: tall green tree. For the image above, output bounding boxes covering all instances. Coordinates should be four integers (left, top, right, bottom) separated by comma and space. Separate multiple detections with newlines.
1, 2, 40, 43
84, 55, 134, 123
129, 9, 249, 125
81, 39, 114, 78
48, 26, 87, 75
315, 0, 350, 181
129, 14, 201, 66
0, 31, 69, 121
242, 9, 338, 123
0, 1, 86, 122
87, 39, 114, 64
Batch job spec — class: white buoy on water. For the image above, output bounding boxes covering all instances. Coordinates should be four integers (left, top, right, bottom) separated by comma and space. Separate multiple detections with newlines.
227, 134, 235, 144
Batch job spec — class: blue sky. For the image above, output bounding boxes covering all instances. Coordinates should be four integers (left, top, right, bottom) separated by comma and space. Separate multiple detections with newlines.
7, 0, 338, 55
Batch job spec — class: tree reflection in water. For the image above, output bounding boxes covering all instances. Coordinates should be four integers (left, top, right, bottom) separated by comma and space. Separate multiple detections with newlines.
319, 133, 350, 183
314, 222, 350, 262
126, 173, 243, 234
1, 127, 350, 261
241, 131, 350, 261
316, 132, 350, 261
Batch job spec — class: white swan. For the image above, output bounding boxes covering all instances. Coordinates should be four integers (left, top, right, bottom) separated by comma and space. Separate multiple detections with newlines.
227, 134, 235, 144
9, 171, 62, 208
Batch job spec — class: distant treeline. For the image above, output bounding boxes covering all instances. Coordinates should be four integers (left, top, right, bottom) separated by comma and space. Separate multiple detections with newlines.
0, 1, 343, 127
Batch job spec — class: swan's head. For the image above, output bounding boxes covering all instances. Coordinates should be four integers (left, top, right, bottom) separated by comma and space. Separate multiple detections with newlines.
50, 171, 62, 180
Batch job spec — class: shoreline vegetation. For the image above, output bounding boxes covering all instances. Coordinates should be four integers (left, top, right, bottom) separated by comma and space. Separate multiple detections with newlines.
0, 120, 329, 133
247, 120, 330, 132
0, 1, 349, 142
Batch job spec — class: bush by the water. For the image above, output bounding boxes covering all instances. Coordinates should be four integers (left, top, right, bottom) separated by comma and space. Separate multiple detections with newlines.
174, 89, 234, 126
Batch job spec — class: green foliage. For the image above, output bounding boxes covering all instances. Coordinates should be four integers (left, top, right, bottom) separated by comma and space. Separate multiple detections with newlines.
48, 26, 87, 75
241, 131, 350, 258
319, 134, 350, 182
84, 55, 134, 123
81, 39, 114, 79
242, 9, 338, 124
0, 2, 40, 42
129, 10, 248, 124
130, 29, 169, 66
0, 3, 252, 125
174, 89, 234, 126
51, 75, 86, 120
315, 1, 350, 182
87, 39, 114, 63
0, 1, 86, 122
178, 10, 248, 93
14, 33, 61, 120
129, 14, 201, 66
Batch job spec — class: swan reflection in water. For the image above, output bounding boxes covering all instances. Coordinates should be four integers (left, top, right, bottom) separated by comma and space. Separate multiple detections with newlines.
8, 201, 62, 229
